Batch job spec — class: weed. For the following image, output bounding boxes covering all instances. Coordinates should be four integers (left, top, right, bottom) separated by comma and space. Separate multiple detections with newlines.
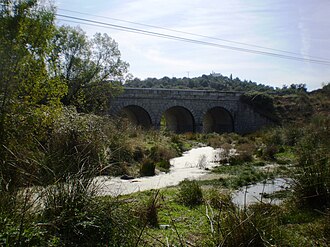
178, 180, 203, 207
155, 160, 171, 172
140, 158, 156, 177
293, 115, 330, 210
197, 154, 207, 169
139, 190, 160, 228
205, 202, 278, 247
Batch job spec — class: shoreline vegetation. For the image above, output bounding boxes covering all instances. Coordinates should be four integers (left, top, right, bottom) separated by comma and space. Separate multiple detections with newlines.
1, 112, 329, 246
1, 1, 330, 245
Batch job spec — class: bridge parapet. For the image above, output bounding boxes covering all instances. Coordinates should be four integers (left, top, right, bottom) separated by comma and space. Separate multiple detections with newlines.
120, 88, 242, 101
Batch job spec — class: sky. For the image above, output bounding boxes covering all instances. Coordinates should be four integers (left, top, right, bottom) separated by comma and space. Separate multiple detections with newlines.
55, 0, 330, 90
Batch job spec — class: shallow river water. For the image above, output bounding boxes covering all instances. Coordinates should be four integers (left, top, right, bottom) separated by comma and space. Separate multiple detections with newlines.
232, 178, 291, 207
96, 146, 221, 196
96, 146, 290, 206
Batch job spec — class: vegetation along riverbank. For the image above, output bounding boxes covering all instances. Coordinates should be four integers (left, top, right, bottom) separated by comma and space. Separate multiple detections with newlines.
1, 1, 330, 246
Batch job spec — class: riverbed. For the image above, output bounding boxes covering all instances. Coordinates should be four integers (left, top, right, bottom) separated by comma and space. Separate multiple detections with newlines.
96, 146, 291, 207
96, 146, 221, 196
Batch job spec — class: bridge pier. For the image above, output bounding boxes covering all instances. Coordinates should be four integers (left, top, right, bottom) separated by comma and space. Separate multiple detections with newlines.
110, 88, 272, 134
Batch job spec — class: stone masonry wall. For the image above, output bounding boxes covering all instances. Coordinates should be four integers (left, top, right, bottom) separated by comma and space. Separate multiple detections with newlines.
109, 88, 272, 134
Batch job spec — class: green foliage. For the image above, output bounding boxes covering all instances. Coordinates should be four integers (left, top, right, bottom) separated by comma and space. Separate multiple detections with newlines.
240, 91, 278, 121
293, 115, 330, 210
26, 107, 115, 184
228, 142, 255, 165
149, 144, 177, 164
126, 74, 275, 92
155, 160, 171, 172
50, 25, 127, 113
0, 172, 140, 246
210, 163, 273, 189
274, 93, 314, 123
42, 175, 97, 246
138, 191, 160, 228
206, 203, 278, 247
0, 0, 67, 189
275, 206, 327, 246
148, 144, 177, 172
140, 158, 156, 177
178, 180, 203, 207
205, 189, 234, 210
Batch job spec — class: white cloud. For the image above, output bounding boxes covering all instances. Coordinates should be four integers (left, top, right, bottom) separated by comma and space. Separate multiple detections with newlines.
56, 0, 330, 90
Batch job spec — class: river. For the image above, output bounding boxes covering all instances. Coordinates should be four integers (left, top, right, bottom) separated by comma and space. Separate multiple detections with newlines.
96, 146, 221, 196
96, 146, 290, 207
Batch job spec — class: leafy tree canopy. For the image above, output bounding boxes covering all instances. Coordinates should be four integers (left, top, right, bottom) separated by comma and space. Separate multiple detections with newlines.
0, 0, 67, 146
50, 25, 129, 113
125, 74, 275, 92
125, 74, 311, 95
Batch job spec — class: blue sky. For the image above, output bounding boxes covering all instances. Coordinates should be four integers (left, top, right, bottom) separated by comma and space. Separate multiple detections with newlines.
55, 0, 330, 90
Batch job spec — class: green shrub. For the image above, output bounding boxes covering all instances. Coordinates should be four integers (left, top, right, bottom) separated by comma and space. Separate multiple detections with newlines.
0, 189, 46, 246
178, 180, 203, 207
240, 91, 278, 121
133, 146, 144, 162
140, 158, 155, 176
206, 189, 234, 210
228, 153, 252, 166
208, 203, 278, 246
156, 160, 171, 172
260, 144, 278, 161
41, 170, 141, 246
293, 115, 330, 210
149, 144, 177, 163
138, 191, 160, 228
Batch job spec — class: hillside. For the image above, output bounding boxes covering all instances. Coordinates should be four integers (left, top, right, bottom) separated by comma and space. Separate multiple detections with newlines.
273, 84, 330, 123
125, 74, 275, 92
126, 75, 329, 124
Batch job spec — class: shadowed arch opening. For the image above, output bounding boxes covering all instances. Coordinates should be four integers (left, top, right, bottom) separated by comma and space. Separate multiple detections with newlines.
203, 107, 234, 133
162, 106, 195, 133
119, 105, 152, 129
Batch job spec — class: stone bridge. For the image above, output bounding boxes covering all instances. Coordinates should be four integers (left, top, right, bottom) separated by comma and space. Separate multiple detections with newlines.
109, 88, 271, 134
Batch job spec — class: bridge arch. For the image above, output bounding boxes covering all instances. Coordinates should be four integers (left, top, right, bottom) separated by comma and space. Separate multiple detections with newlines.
203, 107, 234, 133
119, 105, 152, 129
162, 106, 195, 133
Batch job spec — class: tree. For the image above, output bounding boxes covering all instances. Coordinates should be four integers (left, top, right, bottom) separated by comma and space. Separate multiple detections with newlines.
0, 0, 67, 187
50, 26, 129, 113
0, 0, 66, 143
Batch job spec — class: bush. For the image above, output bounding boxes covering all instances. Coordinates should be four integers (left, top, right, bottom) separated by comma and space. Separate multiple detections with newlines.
228, 153, 253, 166
260, 144, 278, 161
138, 191, 160, 228
293, 115, 330, 210
41, 171, 140, 246
155, 160, 171, 172
140, 158, 155, 176
206, 189, 234, 210
178, 180, 203, 207
240, 91, 278, 121
41, 173, 98, 246
149, 144, 177, 164
207, 203, 278, 246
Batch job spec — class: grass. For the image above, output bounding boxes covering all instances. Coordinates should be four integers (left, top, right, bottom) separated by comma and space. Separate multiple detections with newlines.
1, 112, 329, 246
200, 163, 276, 189
110, 184, 328, 246
120, 188, 211, 246
274, 205, 328, 246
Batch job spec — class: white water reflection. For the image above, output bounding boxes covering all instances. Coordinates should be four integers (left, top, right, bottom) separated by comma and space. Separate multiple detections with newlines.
232, 178, 291, 207
96, 146, 221, 196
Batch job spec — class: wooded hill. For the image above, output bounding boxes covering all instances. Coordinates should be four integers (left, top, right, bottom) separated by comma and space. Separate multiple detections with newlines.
126, 75, 330, 124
